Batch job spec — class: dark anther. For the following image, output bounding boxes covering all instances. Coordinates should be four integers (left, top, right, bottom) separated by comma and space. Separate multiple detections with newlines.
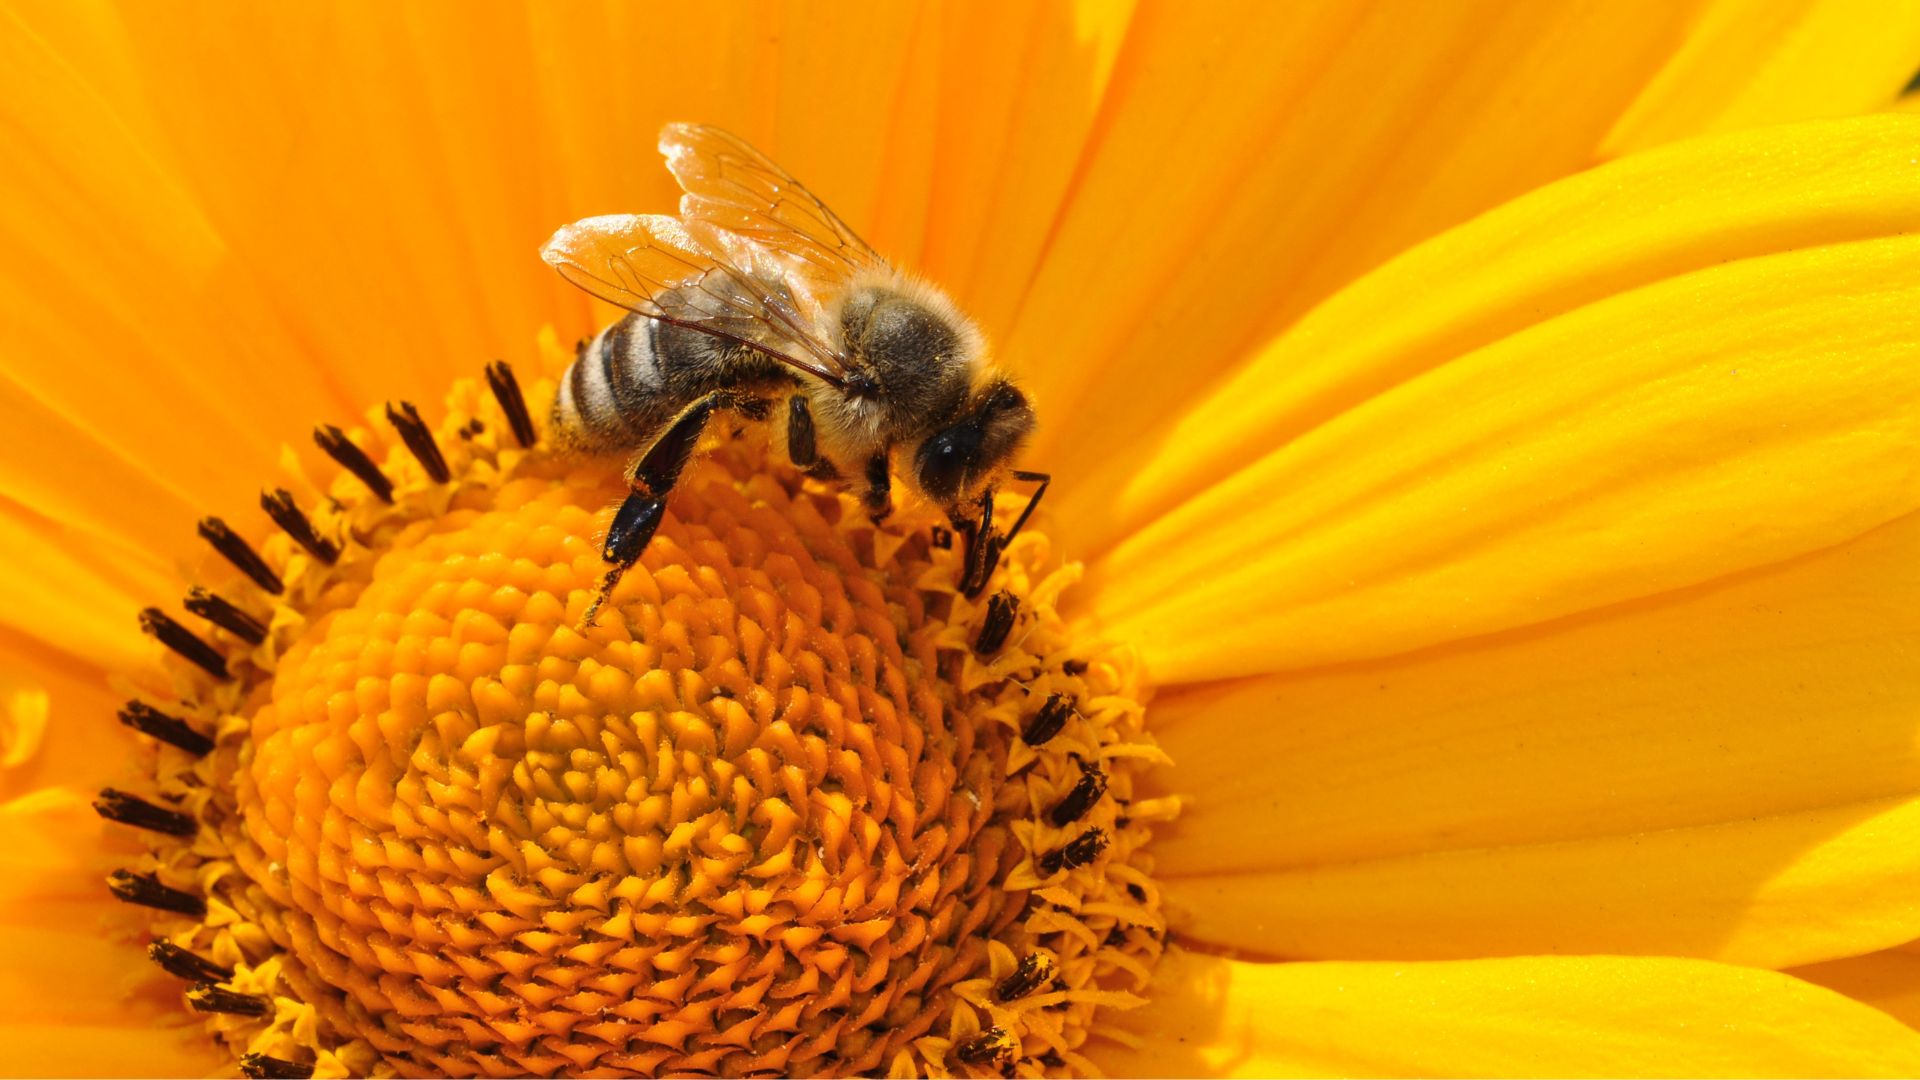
1021, 693, 1072, 746
1048, 763, 1109, 827
1038, 828, 1109, 876
1062, 658, 1089, 676
486, 360, 537, 448
138, 608, 229, 680
117, 701, 214, 756
196, 516, 283, 595
260, 489, 339, 565
994, 952, 1058, 1002
385, 400, 450, 482
313, 424, 394, 503
241, 1055, 315, 1080
1125, 882, 1148, 902
953, 1027, 1017, 1069
930, 524, 952, 549
93, 789, 196, 837
184, 587, 267, 645
149, 941, 233, 983
187, 983, 272, 1017
107, 870, 205, 917
1039, 1051, 1066, 1070
975, 591, 1019, 656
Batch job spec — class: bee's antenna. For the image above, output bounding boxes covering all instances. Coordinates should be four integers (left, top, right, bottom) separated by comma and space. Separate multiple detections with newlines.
1003, 470, 1051, 547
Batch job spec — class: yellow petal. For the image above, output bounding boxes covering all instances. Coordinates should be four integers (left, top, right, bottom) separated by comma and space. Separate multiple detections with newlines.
1792, 941, 1920, 1030
1087, 947, 1920, 1078
1081, 115, 1920, 684
1161, 794, 1920, 972
1015, 3, 1920, 472
1603, 0, 1920, 155
1145, 510, 1920, 969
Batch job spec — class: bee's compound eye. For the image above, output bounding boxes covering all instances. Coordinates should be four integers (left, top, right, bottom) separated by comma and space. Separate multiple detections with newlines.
915, 427, 976, 506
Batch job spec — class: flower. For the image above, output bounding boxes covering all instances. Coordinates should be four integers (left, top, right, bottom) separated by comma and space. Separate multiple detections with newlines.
7, 0, 1920, 1075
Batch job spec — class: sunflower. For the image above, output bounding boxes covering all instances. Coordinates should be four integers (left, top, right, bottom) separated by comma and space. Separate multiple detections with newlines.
9, 0, 1920, 1076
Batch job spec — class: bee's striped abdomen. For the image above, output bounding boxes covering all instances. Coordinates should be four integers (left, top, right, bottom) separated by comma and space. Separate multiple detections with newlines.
553, 313, 670, 452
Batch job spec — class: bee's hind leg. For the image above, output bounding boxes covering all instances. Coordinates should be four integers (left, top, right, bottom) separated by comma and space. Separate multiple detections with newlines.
582, 391, 735, 627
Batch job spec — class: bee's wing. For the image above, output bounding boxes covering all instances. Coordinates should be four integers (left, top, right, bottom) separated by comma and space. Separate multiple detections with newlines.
541, 213, 853, 389
660, 123, 884, 284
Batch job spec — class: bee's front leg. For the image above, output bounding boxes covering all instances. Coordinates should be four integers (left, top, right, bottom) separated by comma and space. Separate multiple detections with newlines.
863, 449, 892, 525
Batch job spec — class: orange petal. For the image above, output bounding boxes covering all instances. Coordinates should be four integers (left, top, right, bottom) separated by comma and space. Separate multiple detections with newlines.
0, 1022, 225, 1080
1086, 946, 1920, 1078
1143, 510, 1920, 968
1080, 115, 1920, 684
0, 629, 133, 798
1793, 941, 1920, 1031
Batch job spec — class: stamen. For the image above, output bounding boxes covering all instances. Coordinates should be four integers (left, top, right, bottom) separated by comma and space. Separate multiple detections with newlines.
954, 1027, 1018, 1069
259, 489, 339, 565
975, 591, 1020, 655
1047, 762, 1109, 827
1038, 828, 1109, 875
93, 788, 196, 837
186, 984, 273, 1017
994, 952, 1059, 1002
196, 516, 283, 595
241, 1054, 315, 1080
485, 360, 537, 448
149, 941, 234, 983
137, 608, 229, 680
1022, 692, 1072, 746
384, 401, 450, 482
116, 701, 214, 756
106, 870, 205, 917
183, 587, 268, 645
312, 424, 394, 503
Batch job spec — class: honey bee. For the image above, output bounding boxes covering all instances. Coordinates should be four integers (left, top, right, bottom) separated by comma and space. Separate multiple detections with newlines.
543, 124, 1047, 621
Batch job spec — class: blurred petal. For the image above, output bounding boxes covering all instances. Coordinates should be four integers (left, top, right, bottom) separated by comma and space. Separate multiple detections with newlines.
0, 1022, 224, 1080
1793, 942, 1920, 1030
1083, 116, 1920, 684
1603, 0, 1920, 155
1146, 511, 1920, 969
1086, 947, 1920, 1078
0, 630, 133, 797
0, 4, 354, 559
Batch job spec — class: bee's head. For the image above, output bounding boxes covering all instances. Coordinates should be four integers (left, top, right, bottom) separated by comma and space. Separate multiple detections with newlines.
912, 377, 1035, 516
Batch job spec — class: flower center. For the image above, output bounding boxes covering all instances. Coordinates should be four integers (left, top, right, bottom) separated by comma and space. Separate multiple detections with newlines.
106, 346, 1169, 1078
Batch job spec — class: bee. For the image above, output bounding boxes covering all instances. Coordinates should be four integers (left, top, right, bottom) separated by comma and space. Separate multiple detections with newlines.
543, 124, 1047, 621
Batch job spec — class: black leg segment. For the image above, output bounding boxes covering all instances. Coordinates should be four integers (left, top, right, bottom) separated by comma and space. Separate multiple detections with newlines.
584, 392, 738, 626
863, 449, 892, 521
787, 395, 817, 468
